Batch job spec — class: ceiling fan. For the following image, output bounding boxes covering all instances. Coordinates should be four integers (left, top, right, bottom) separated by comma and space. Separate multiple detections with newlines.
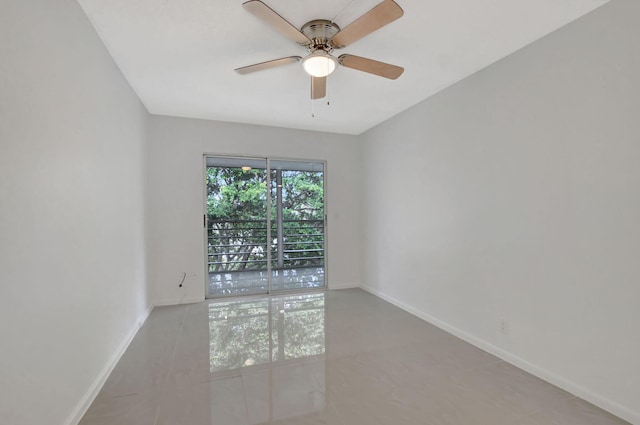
235, 0, 405, 100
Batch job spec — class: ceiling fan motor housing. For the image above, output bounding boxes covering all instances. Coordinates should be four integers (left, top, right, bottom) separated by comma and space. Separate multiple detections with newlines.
301, 19, 340, 52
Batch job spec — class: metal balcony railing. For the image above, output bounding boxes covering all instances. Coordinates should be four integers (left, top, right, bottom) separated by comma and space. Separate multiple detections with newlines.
207, 219, 324, 273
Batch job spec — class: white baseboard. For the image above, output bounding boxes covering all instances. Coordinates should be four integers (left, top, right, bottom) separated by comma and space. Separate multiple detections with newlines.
154, 297, 204, 307
360, 284, 639, 425
328, 281, 359, 290
65, 304, 154, 425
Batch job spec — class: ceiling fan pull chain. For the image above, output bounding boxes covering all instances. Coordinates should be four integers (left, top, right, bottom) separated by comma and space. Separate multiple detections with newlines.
311, 98, 316, 118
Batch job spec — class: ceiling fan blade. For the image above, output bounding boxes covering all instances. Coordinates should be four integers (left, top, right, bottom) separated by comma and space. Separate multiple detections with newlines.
338, 54, 404, 79
311, 76, 327, 99
330, 0, 403, 48
235, 56, 302, 75
243, 0, 311, 45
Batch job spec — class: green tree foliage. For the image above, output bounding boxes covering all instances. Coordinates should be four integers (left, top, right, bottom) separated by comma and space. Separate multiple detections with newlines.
207, 166, 324, 273
207, 167, 267, 220
277, 170, 324, 221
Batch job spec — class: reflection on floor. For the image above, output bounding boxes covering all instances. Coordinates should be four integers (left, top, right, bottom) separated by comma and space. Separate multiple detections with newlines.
208, 294, 325, 372
208, 266, 324, 297
80, 289, 630, 425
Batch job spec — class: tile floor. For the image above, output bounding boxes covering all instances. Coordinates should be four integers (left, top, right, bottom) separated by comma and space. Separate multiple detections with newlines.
80, 289, 630, 425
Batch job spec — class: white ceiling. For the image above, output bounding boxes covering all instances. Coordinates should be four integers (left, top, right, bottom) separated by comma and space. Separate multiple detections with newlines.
77, 0, 608, 135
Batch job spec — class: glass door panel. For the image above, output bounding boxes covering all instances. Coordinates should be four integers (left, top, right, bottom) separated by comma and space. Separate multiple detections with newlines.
206, 157, 269, 297
269, 160, 325, 291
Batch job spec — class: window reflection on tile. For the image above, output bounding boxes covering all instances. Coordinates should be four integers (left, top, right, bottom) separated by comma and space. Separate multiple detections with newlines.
243, 361, 327, 424
208, 293, 325, 373
207, 293, 327, 423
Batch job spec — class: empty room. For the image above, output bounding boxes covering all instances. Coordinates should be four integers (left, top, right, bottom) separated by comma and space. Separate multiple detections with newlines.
1, 0, 639, 424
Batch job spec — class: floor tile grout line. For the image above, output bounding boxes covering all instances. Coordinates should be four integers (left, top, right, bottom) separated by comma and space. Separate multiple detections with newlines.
151, 304, 189, 425
239, 372, 254, 424
327, 398, 348, 425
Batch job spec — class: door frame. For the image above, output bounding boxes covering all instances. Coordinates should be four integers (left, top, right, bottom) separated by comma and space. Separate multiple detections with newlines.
202, 153, 328, 298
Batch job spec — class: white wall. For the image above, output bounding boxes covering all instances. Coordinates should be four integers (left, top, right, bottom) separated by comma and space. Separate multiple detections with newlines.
0, 1, 151, 425
359, 0, 640, 423
148, 116, 361, 305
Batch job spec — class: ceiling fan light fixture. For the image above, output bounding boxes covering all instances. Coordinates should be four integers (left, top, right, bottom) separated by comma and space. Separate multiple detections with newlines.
302, 51, 337, 77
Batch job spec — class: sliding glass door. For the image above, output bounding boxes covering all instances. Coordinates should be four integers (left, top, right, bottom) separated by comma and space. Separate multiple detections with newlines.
269, 160, 325, 291
205, 156, 325, 297
206, 157, 269, 296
